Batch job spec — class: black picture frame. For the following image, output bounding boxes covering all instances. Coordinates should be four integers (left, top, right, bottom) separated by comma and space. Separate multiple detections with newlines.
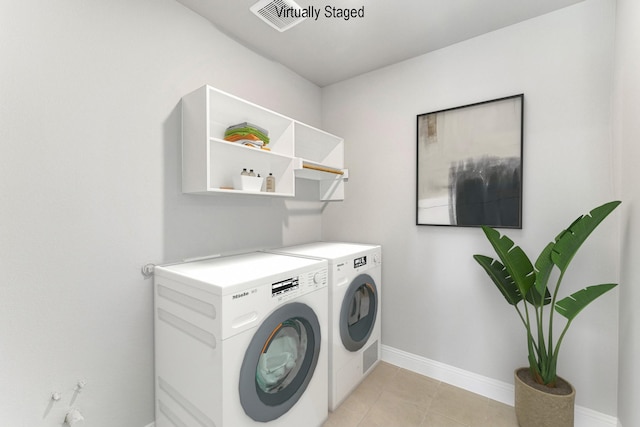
416, 94, 524, 228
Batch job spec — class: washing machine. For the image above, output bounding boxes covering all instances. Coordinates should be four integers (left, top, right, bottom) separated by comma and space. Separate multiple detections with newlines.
268, 242, 381, 411
153, 251, 329, 427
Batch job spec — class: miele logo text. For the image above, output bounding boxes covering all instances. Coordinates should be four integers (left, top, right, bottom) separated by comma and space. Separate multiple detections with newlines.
232, 291, 249, 300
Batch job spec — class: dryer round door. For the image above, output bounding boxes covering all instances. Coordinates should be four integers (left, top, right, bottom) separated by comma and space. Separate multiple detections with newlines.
340, 273, 378, 352
239, 302, 321, 422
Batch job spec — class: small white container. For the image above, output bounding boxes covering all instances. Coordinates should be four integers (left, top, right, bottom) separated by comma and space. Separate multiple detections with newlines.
233, 175, 264, 192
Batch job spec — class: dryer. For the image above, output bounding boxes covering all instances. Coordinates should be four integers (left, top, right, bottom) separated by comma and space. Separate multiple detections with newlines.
153, 252, 329, 427
268, 242, 381, 411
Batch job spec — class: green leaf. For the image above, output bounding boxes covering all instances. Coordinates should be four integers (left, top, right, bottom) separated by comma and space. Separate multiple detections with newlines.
481, 226, 536, 300
525, 285, 551, 306
531, 242, 554, 305
551, 201, 621, 272
555, 284, 618, 321
473, 255, 522, 305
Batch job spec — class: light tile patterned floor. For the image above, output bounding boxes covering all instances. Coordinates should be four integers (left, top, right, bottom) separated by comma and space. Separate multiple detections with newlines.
322, 362, 518, 427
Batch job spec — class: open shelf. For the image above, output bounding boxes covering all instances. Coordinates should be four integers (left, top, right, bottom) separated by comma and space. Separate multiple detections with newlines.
210, 188, 293, 198
181, 85, 346, 201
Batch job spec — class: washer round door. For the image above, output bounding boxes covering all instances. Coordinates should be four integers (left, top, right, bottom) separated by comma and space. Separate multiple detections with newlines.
340, 273, 378, 352
239, 302, 321, 422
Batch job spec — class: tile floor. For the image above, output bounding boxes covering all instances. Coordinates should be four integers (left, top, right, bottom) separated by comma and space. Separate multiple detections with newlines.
322, 362, 518, 427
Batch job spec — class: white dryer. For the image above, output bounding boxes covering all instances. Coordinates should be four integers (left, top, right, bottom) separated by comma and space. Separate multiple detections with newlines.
268, 242, 381, 411
153, 252, 329, 427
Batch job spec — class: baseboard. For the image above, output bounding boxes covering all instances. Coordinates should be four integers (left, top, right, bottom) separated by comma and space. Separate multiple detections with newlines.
381, 345, 618, 427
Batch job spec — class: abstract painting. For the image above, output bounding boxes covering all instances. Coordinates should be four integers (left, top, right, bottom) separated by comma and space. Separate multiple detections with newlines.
416, 94, 523, 228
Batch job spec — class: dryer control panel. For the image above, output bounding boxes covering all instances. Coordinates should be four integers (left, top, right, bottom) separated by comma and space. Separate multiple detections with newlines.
354, 255, 367, 269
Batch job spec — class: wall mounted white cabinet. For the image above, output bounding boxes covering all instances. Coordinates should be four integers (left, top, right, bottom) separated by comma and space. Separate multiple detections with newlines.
181, 85, 347, 201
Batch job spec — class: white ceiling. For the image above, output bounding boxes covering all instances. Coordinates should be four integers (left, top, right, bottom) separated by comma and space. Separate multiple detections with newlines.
176, 0, 585, 87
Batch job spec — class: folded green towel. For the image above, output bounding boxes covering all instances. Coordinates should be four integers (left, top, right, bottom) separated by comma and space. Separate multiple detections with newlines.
226, 122, 269, 136
225, 128, 270, 144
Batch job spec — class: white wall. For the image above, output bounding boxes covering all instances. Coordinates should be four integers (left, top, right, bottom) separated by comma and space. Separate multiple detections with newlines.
322, 0, 620, 416
613, 0, 640, 425
0, 0, 322, 425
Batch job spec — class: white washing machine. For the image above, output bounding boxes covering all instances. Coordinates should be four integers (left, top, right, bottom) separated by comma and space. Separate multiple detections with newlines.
268, 242, 381, 411
153, 251, 329, 427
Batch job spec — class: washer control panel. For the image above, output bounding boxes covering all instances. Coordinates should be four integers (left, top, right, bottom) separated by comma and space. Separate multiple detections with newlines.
271, 277, 299, 297
272, 267, 327, 302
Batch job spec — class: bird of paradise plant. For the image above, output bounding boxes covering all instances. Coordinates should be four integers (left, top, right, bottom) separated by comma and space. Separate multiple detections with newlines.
473, 200, 620, 386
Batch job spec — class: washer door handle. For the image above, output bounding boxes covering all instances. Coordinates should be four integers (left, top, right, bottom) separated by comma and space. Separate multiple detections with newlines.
232, 311, 259, 329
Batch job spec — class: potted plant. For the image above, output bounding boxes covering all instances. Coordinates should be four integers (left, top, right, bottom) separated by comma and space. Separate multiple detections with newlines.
473, 200, 620, 427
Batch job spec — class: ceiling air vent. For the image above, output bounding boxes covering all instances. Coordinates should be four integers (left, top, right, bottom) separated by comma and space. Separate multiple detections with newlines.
250, 0, 307, 32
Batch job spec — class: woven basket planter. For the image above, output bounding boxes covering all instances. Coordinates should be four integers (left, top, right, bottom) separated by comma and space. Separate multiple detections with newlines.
514, 367, 576, 427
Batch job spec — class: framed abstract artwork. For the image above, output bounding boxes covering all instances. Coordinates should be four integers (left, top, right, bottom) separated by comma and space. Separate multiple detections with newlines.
416, 94, 523, 228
